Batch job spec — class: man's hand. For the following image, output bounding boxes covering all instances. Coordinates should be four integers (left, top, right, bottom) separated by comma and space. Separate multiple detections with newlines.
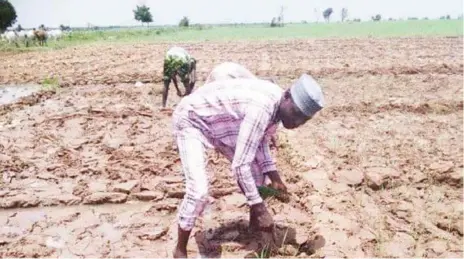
270, 136, 278, 150
249, 202, 274, 233
270, 180, 287, 193
265, 171, 290, 203
266, 171, 287, 193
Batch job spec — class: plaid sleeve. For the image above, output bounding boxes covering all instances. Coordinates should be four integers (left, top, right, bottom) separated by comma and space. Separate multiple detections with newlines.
255, 140, 277, 174
256, 123, 278, 173
232, 104, 274, 206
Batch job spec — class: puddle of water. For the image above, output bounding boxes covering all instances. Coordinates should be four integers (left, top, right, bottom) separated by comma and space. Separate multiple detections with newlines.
0, 84, 42, 105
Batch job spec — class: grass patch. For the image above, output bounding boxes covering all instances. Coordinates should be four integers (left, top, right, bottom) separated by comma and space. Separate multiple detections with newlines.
0, 19, 462, 52
71, 20, 463, 42
251, 243, 272, 258
41, 76, 61, 92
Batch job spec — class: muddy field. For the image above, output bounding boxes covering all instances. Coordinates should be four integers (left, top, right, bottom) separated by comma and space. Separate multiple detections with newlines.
0, 36, 463, 258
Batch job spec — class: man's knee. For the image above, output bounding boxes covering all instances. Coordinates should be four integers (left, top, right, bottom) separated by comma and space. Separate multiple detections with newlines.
187, 178, 209, 201
178, 219, 194, 231
177, 188, 209, 231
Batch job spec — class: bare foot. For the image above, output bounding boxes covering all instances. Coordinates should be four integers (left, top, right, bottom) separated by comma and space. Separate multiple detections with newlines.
249, 203, 274, 232
173, 247, 187, 258
160, 107, 174, 116
300, 235, 326, 255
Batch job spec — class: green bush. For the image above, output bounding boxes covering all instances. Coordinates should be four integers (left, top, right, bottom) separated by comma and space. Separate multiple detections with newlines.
179, 16, 189, 27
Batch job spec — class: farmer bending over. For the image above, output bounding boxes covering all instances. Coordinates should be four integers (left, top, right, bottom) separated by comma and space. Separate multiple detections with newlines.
162, 46, 197, 108
172, 73, 325, 258
205, 61, 278, 148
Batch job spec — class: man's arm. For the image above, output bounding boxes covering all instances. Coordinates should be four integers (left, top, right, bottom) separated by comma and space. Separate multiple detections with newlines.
255, 138, 286, 190
172, 75, 184, 97
232, 105, 274, 206
255, 138, 277, 174
188, 60, 196, 95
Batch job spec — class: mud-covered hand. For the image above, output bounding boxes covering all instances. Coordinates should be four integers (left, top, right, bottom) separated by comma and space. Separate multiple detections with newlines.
270, 180, 287, 193
266, 171, 287, 193
249, 202, 274, 233
270, 135, 278, 150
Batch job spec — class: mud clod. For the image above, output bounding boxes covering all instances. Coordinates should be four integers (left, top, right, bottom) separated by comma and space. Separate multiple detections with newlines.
0, 37, 462, 258
365, 167, 401, 190
112, 180, 140, 194
83, 192, 128, 204
132, 191, 164, 201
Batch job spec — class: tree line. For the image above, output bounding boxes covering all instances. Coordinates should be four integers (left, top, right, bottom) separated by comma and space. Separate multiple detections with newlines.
0, 0, 461, 33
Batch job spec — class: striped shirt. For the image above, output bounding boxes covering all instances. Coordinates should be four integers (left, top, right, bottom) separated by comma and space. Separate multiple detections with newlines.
173, 78, 283, 205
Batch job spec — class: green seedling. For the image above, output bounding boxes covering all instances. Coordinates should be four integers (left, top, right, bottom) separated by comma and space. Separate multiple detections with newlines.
258, 186, 280, 199
41, 76, 60, 92
258, 185, 290, 203
245, 243, 271, 259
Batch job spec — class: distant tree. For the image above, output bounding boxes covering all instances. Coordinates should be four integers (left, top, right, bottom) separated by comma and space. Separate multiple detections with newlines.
270, 17, 278, 27
133, 5, 153, 26
372, 14, 382, 21
341, 8, 348, 22
277, 5, 285, 26
388, 18, 394, 21
353, 18, 361, 22
446, 15, 451, 19
408, 17, 418, 20
15, 24, 22, 31
270, 6, 285, 27
422, 17, 429, 20
179, 16, 189, 27
0, 0, 17, 32
39, 24, 45, 30
323, 8, 333, 22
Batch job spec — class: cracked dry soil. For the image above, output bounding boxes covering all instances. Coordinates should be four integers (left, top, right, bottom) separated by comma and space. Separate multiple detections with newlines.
0, 37, 463, 258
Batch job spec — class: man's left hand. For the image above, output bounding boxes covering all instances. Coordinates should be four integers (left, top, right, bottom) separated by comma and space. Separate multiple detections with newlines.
266, 171, 287, 192
265, 171, 290, 203
270, 180, 287, 193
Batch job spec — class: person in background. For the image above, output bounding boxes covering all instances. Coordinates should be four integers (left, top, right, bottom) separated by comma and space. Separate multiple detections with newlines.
205, 61, 258, 83
205, 61, 278, 84
171, 73, 325, 258
162, 46, 197, 108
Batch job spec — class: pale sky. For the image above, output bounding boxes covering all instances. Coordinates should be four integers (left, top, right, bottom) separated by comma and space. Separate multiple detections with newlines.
10, 0, 464, 28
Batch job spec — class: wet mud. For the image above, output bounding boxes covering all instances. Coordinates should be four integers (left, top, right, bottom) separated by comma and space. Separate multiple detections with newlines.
0, 84, 41, 105
0, 37, 462, 258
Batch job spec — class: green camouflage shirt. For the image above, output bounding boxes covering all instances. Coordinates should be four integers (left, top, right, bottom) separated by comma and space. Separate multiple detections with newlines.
163, 47, 195, 82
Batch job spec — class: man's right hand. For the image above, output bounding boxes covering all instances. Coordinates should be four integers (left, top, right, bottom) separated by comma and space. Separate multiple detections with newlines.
249, 202, 274, 232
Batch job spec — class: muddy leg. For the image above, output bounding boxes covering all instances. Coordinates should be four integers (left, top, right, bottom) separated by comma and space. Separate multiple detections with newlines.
162, 79, 170, 108
174, 133, 209, 258
173, 226, 191, 258
189, 67, 196, 94
173, 76, 183, 97
183, 79, 192, 96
